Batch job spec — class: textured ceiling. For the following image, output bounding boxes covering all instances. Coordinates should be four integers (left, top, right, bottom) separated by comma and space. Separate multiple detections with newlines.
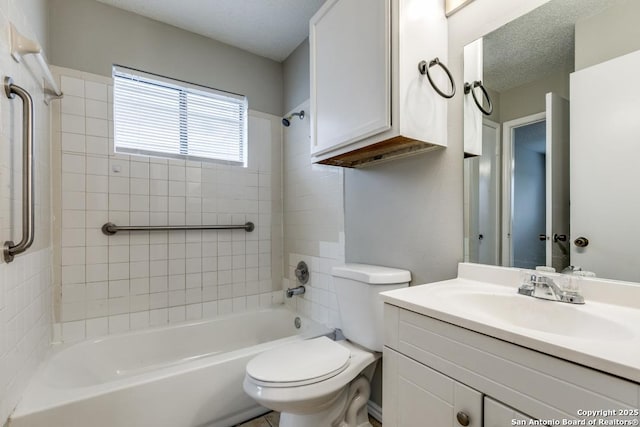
483, 0, 622, 93
96, 0, 326, 62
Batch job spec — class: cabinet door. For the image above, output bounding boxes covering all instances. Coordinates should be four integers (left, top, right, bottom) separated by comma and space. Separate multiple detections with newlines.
384, 348, 482, 427
484, 397, 533, 426
310, 0, 391, 156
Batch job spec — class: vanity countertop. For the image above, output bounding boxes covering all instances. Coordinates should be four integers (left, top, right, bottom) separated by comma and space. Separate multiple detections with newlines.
380, 262, 640, 384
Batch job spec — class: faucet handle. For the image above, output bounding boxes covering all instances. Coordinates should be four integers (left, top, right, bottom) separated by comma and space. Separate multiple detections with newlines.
517, 270, 535, 296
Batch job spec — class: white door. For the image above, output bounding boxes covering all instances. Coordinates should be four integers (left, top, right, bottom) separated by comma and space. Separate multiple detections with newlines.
310, 0, 391, 156
570, 50, 640, 282
545, 93, 570, 271
478, 120, 500, 265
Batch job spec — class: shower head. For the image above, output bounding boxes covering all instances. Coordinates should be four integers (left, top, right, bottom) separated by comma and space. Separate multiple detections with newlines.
282, 110, 305, 127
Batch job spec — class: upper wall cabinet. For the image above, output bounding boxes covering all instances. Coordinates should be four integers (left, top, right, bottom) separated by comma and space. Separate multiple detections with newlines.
310, 0, 449, 168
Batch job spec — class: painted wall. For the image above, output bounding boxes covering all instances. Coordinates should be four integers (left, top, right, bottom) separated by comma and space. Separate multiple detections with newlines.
283, 39, 310, 114
48, 0, 284, 116
51, 67, 284, 342
499, 67, 570, 123
575, 0, 640, 71
0, 0, 53, 423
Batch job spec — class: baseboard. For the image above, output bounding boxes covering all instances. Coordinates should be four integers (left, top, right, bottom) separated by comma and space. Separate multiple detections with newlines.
367, 400, 382, 423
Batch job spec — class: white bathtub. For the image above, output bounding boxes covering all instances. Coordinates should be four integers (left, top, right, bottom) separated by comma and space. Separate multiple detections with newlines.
10, 307, 329, 427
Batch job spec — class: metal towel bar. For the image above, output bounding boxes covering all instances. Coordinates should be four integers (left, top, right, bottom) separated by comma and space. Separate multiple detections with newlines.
4, 77, 35, 263
102, 222, 255, 235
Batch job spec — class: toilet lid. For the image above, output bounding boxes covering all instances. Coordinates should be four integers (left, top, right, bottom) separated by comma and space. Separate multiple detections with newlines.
246, 337, 351, 386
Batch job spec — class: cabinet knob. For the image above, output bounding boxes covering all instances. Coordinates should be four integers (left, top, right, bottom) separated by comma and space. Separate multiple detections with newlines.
456, 411, 470, 426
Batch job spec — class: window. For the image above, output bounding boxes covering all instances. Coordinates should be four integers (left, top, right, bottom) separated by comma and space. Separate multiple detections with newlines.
113, 65, 248, 166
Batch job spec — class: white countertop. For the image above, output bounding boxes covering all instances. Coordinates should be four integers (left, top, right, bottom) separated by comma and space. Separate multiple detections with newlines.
380, 263, 640, 384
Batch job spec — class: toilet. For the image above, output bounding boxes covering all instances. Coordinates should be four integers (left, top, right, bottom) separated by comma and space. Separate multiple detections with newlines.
243, 264, 411, 427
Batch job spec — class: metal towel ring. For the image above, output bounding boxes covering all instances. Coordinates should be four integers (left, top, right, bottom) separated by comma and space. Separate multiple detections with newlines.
464, 80, 493, 115
418, 57, 456, 99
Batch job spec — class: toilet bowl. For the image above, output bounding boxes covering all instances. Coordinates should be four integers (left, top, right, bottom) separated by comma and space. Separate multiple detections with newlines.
243, 264, 411, 427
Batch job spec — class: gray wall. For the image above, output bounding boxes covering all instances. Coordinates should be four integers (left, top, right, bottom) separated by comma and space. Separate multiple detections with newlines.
22, 0, 49, 52
345, 149, 461, 285
283, 39, 310, 114
499, 67, 569, 123
48, 0, 283, 115
575, 0, 640, 71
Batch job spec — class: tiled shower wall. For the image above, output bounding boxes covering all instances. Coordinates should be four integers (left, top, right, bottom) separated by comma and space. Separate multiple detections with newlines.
282, 100, 345, 329
52, 67, 283, 342
0, 1, 53, 423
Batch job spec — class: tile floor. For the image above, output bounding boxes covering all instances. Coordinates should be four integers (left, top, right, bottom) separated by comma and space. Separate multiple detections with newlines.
235, 411, 382, 427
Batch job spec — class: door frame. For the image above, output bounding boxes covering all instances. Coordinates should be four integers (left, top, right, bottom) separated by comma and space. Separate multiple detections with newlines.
501, 112, 546, 267
481, 118, 501, 265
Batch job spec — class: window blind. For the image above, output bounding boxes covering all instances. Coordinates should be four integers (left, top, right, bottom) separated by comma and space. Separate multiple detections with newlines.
113, 65, 248, 166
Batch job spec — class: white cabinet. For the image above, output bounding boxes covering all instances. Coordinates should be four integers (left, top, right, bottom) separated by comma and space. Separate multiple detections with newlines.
383, 304, 640, 426
310, 0, 449, 167
484, 397, 533, 426
384, 348, 482, 427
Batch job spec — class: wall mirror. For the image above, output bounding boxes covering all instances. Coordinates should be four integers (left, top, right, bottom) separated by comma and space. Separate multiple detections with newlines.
463, 0, 640, 282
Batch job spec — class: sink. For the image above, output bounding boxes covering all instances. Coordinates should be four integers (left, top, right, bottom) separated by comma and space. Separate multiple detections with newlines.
453, 292, 634, 341
379, 262, 640, 384
419, 282, 636, 342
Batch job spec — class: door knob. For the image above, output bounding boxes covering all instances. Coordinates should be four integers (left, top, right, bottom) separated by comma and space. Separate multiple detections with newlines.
553, 234, 567, 242
456, 411, 470, 426
478, 234, 483, 240
538, 234, 548, 241
574, 237, 589, 248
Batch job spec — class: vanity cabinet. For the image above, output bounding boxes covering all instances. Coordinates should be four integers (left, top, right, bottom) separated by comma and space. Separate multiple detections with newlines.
484, 397, 533, 426
384, 348, 483, 427
383, 304, 640, 426
309, 0, 449, 167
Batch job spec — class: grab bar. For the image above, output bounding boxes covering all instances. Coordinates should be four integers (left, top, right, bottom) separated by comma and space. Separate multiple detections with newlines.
101, 222, 255, 235
4, 77, 35, 263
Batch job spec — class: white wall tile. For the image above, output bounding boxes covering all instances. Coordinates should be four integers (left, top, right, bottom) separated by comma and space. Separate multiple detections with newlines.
54, 71, 283, 344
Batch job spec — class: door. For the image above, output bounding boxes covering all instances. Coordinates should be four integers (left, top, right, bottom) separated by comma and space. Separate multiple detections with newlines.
545, 92, 570, 272
502, 93, 569, 271
467, 120, 500, 264
570, 50, 640, 282
310, 0, 391, 156
383, 348, 482, 427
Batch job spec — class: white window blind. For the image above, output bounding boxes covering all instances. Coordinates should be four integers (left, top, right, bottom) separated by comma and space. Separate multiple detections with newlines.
113, 65, 248, 166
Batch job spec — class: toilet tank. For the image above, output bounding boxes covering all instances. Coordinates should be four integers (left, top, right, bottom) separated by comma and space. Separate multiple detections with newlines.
332, 264, 410, 351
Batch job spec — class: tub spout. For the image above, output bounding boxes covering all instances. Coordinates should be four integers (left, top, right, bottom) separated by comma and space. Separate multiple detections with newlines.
285, 286, 305, 298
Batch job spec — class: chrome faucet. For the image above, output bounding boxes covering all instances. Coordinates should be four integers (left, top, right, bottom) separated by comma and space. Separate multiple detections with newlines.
286, 286, 305, 298
518, 273, 585, 304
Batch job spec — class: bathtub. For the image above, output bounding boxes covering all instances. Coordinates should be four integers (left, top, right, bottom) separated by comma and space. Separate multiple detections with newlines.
10, 307, 329, 427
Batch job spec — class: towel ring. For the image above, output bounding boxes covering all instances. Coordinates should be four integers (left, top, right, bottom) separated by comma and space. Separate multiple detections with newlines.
418, 57, 456, 99
464, 80, 493, 115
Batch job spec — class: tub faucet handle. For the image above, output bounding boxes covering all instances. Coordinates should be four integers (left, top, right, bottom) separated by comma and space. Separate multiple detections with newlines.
295, 261, 309, 284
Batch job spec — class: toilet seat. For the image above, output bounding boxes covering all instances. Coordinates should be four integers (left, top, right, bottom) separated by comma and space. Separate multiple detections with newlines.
246, 337, 351, 387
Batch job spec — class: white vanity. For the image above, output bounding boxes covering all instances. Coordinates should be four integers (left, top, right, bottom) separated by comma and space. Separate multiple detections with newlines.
381, 263, 640, 426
